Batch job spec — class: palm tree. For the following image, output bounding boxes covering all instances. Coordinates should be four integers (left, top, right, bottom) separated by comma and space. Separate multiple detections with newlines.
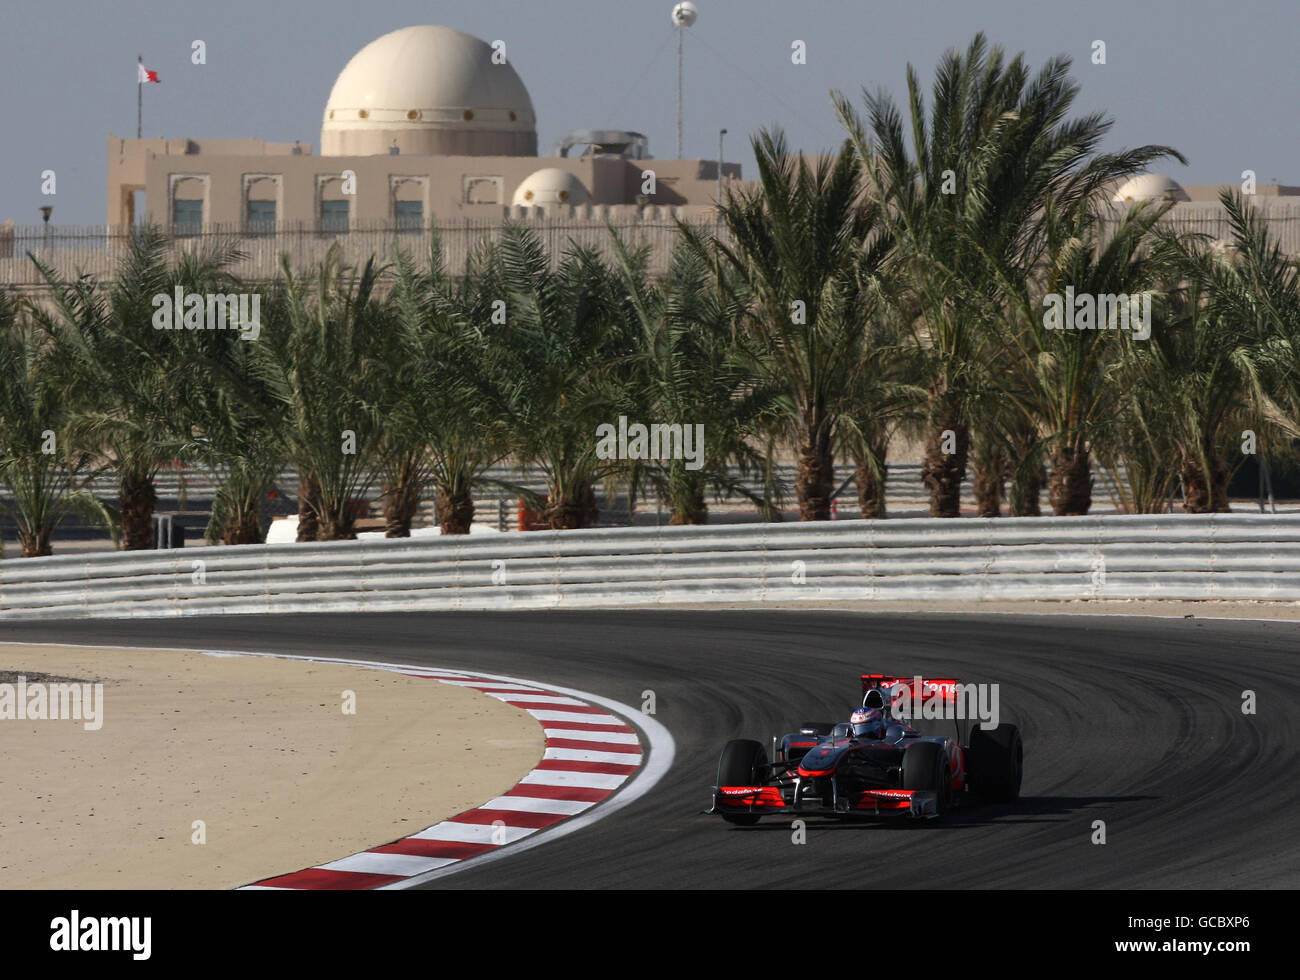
255, 247, 388, 540
489, 225, 636, 530
195, 359, 285, 546
998, 199, 1182, 515
997, 422, 1048, 516
1117, 191, 1291, 512
834, 32, 1185, 516
375, 248, 439, 536
610, 235, 771, 523
381, 237, 516, 535
835, 286, 926, 519
141, 259, 288, 546
1215, 191, 1300, 504
1100, 357, 1182, 514
32, 226, 242, 548
683, 129, 892, 521
0, 291, 111, 556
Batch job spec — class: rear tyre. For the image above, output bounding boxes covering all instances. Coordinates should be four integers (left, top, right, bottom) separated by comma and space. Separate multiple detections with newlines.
967, 723, 1023, 803
901, 741, 950, 817
717, 738, 768, 826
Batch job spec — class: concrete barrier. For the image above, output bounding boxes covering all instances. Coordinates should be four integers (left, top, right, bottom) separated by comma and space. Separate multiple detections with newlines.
2, 513, 1298, 620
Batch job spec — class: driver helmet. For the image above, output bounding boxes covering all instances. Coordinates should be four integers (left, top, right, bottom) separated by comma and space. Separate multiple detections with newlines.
850, 706, 886, 740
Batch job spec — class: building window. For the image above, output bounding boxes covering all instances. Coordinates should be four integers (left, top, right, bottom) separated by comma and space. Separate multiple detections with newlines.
395, 200, 423, 233
463, 176, 502, 205
173, 199, 203, 237
243, 174, 281, 236
247, 199, 276, 236
320, 199, 349, 236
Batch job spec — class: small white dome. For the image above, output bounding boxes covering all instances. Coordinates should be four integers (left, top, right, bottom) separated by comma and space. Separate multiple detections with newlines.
512, 168, 590, 207
1112, 174, 1189, 203
321, 25, 536, 156
671, 2, 699, 28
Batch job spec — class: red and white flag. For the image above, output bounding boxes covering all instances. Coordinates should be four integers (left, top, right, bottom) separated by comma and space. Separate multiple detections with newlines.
137, 63, 159, 84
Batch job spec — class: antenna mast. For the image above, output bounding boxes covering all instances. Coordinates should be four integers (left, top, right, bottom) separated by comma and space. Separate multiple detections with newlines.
671, 3, 698, 159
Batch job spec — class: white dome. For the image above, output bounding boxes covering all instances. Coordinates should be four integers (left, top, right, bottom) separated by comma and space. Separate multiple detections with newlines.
321, 26, 537, 156
512, 168, 590, 207
671, 2, 699, 28
1112, 174, 1188, 203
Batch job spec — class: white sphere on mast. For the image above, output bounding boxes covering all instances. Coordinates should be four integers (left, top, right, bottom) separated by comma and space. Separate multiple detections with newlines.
671, 2, 698, 159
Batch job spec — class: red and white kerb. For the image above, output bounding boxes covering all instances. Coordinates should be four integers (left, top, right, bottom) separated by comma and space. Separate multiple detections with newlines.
242, 670, 643, 890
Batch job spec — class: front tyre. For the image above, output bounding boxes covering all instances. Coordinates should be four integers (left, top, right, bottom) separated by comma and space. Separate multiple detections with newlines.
717, 738, 768, 826
902, 741, 950, 817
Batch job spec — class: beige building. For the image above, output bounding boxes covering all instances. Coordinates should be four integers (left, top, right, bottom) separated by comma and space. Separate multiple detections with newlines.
6, 24, 1300, 293
106, 25, 739, 233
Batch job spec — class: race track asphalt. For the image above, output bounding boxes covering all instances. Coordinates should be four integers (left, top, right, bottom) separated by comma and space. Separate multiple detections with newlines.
4, 610, 1297, 889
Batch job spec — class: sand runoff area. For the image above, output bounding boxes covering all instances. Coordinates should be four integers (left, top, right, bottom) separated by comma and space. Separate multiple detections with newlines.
0, 644, 543, 889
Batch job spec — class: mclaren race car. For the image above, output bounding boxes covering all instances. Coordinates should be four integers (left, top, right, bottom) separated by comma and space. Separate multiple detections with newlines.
710, 673, 1022, 824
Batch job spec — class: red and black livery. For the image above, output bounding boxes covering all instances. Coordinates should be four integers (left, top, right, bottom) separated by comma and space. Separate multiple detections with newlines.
710, 673, 1023, 824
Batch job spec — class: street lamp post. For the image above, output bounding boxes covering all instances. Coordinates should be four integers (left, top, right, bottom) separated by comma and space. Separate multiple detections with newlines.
40, 205, 52, 251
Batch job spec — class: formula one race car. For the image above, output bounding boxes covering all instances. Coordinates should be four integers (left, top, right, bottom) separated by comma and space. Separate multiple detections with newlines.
710, 674, 1022, 824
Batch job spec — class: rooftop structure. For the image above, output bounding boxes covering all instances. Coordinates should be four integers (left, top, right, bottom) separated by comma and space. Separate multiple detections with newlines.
95, 25, 738, 232
320, 25, 537, 158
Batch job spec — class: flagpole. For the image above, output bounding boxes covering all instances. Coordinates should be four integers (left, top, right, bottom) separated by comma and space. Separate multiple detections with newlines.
137, 54, 142, 138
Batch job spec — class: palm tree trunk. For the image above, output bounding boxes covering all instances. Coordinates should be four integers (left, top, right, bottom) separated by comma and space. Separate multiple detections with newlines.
545, 499, 584, 529
759, 434, 783, 522
922, 410, 968, 518
1049, 441, 1093, 516
1007, 434, 1043, 517
855, 437, 888, 520
669, 481, 708, 524
545, 480, 593, 530
1181, 450, 1231, 513
383, 479, 424, 537
319, 511, 358, 540
222, 510, 263, 545
580, 482, 599, 528
796, 426, 834, 522
120, 470, 157, 550
20, 529, 53, 558
1009, 462, 1045, 517
296, 468, 320, 542
971, 442, 1004, 518
1209, 454, 1231, 512
435, 486, 475, 534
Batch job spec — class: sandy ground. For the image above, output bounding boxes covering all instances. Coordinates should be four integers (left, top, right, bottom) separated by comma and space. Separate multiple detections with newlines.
0, 645, 542, 890
654, 599, 1300, 620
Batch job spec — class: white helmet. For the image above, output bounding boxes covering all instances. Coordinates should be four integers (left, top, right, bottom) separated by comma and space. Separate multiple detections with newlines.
850, 707, 886, 740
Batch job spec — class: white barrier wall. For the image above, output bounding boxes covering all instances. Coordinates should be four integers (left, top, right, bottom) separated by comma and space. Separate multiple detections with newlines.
2, 514, 1298, 620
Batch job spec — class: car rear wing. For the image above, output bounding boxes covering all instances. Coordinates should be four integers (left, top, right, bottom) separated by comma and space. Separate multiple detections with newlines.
862, 674, 988, 744
861, 674, 963, 705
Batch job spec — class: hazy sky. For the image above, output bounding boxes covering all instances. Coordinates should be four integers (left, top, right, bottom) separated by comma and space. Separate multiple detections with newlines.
4, 0, 1297, 225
